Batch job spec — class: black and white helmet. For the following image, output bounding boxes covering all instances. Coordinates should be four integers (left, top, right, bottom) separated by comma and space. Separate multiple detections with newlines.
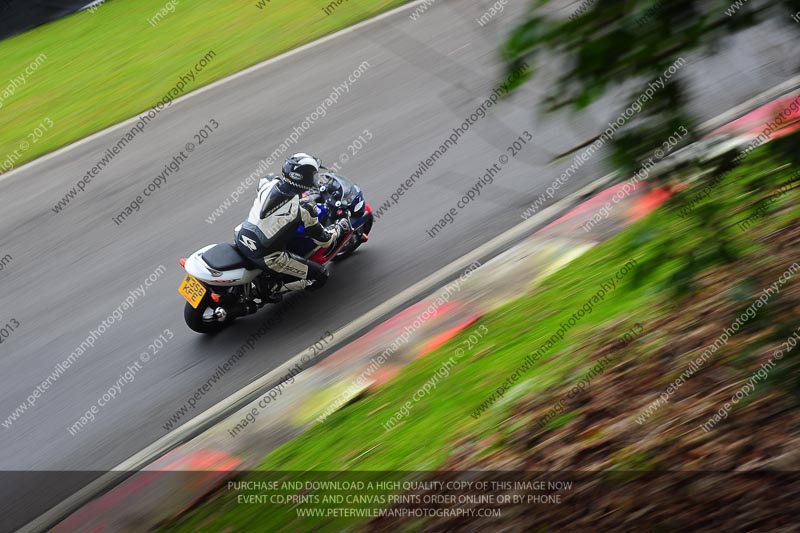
282, 153, 320, 191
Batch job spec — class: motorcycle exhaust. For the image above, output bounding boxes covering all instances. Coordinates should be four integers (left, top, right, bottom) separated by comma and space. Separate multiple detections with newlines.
215, 301, 259, 322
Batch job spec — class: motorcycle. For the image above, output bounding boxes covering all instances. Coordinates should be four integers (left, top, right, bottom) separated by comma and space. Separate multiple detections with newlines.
178, 171, 373, 333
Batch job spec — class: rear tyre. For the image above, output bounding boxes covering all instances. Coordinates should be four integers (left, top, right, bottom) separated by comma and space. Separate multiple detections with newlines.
184, 297, 228, 334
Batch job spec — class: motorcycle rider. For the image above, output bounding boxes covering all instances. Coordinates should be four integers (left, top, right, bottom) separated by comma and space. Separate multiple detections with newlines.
234, 153, 350, 298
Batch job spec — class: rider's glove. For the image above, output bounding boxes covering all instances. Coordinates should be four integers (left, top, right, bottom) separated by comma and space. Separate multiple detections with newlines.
335, 218, 352, 235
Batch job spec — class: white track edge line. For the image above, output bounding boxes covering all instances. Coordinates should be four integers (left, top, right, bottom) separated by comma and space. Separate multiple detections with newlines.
0, 0, 430, 185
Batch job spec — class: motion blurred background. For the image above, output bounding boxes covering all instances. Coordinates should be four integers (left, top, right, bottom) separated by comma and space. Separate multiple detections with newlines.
1, 0, 799, 531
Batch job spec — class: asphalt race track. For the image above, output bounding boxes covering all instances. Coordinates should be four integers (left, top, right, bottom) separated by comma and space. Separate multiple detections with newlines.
0, 1, 795, 529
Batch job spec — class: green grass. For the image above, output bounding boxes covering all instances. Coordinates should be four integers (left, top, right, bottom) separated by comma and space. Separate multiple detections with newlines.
0, 0, 409, 171
256, 234, 656, 469
161, 143, 800, 532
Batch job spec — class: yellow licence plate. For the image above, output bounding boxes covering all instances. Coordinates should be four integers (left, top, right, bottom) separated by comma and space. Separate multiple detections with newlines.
178, 274, 207, 308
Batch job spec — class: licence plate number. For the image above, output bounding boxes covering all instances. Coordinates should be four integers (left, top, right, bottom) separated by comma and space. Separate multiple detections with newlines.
178, 274, 207, 308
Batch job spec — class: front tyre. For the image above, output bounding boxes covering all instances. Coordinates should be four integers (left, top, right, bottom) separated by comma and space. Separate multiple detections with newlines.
334, 212, 373, 261
183, 298, 228, 334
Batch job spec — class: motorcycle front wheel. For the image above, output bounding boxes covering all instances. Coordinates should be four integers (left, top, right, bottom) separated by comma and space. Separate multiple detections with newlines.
334, 212, 373, 261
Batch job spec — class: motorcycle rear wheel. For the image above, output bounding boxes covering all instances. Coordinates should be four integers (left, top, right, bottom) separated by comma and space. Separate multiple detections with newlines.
184, 297, 228, 334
